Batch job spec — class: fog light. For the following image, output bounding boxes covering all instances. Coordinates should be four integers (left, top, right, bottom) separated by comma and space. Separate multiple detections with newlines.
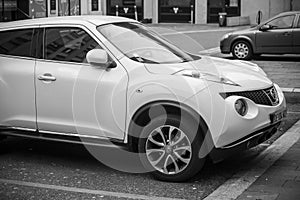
235, 99, 248, 116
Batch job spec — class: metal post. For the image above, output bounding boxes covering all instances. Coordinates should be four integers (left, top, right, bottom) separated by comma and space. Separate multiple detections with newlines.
116, 5, 119, 16
191, 5, 194, 24
134, 5, 138, 20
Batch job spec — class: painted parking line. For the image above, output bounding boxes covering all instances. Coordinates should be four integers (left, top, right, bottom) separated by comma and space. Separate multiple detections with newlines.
0, 178, 185, 200
160, 28, 236, 36
203, 119, 300, 200
199, 47, 220, 54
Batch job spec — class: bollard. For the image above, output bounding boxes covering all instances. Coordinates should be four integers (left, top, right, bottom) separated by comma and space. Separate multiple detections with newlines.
134, 5, 138, 21
191, 5, 194, 24
116, 5, 119, 16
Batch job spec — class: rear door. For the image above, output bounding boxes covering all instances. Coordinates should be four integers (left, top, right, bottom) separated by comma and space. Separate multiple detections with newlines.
0, 28, 37, 130
256, 14, 295, 53
35, 25, 128, 139
293, 14, 300, 53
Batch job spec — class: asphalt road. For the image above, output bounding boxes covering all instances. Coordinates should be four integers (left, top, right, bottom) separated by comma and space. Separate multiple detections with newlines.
0, 25, 300, 200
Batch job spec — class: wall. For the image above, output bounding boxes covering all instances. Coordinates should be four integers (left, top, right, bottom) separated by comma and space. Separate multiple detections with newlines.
292, 0, 300, 10
241, 0, 291, 25
195, 0, 207, 24
144, 0, 153, 19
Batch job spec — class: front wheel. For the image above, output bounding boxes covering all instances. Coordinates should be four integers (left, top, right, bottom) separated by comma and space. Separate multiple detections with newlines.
232, 41, 253, 60
138, 115, 206, 182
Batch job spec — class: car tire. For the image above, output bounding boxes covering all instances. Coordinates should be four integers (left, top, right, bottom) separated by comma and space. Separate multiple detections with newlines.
0, 135, 6, 141
138, 115, 206, 182
232, 40, 253, 60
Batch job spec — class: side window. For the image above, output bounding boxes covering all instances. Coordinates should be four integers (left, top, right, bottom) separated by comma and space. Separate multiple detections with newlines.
0, 29, 34, 57
267, 15, 295, 29
45, 27, 101, 63
298, 17, 300, 28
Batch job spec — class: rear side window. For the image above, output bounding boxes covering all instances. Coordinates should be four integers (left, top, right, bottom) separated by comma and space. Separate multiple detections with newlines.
0, 29, 34, 57
44, 27, 100, 63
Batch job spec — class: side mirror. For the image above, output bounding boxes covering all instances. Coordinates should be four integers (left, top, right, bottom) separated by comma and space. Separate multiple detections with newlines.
86, 49, 117, 69
259, 24, 271, 31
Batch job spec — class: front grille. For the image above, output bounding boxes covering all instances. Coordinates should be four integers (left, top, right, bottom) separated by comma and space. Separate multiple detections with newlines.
222, 86, 279, 106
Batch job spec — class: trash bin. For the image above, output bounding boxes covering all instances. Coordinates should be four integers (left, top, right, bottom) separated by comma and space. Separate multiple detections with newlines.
218, 12, 227, 27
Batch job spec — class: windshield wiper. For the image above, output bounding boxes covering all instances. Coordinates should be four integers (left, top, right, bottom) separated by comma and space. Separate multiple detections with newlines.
129, 56, 159, 64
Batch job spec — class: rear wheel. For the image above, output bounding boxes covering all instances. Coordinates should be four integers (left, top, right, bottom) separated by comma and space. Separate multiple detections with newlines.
232, 40, 253, 60
138, 115, 206, 182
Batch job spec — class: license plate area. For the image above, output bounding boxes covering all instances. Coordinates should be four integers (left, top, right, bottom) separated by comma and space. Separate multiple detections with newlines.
270, 109, 287, 124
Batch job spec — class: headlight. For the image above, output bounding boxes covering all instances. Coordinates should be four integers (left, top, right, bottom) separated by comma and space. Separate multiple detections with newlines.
235, 99, 248, 116
175, 70, 240, 86
222, 33, 232, 40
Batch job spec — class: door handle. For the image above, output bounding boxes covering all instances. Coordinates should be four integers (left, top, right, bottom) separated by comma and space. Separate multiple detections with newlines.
283, 32, 291, 36
38, 74, 56, 82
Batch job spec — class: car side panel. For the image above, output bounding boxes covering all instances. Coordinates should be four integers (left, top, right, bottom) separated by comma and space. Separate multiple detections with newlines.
255, 28, 294, 53
293, 16, 300, 53
0, 56, 36, 129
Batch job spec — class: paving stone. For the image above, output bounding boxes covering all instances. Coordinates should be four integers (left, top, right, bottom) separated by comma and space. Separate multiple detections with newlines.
263, 168, 300, 179
276, 190, 300, 200
254, 176, 288, 187
282, 180, 300, 188
237, 192, 278, 200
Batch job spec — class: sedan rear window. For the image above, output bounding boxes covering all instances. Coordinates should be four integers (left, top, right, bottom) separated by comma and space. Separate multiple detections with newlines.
0, 29, 34, 58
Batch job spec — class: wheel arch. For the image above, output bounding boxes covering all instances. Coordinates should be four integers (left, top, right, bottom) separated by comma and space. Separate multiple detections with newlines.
127, 100, 211, 153
230, 36, 255, 53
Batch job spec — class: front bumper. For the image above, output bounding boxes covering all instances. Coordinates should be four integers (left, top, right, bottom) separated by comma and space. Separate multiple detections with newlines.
186, 83, 286, 149
220, 39, 231, 54
209, 121, 283, 163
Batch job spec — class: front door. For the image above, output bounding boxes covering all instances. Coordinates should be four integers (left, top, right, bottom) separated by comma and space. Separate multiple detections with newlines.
158, 0, 195, 23
0, 28, 36, 129
256, 15, 295, 53
35, 26, 128, 140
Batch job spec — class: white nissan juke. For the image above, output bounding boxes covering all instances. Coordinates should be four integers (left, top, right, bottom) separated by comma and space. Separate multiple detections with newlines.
0, 16, 286, 182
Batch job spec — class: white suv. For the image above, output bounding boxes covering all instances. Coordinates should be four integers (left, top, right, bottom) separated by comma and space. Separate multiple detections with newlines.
0, 16, 286, 182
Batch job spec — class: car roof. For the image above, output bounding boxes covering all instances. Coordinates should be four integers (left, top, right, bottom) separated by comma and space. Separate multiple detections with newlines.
0, 15, 137, 29
276, 11, 300, 16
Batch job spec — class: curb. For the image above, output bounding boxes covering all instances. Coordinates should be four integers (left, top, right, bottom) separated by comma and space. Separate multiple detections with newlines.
281, 87, 300, 93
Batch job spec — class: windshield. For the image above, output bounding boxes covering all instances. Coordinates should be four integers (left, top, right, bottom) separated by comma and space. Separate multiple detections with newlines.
97, 22, 195, 64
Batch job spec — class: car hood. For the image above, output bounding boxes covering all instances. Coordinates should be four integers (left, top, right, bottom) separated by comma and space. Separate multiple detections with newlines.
144, 56, 272, 89
230, 26, 258, 35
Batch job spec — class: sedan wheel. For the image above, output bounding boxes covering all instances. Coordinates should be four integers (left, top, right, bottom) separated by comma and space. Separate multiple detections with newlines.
232, 41, 253, 60
138, 115, 206, 182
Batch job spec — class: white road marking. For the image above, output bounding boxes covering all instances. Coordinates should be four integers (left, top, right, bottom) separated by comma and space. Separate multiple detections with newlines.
204, 119, 300, 200
160, 28, 235, 36
199, 47, 220, 54
0, 178, 185, 200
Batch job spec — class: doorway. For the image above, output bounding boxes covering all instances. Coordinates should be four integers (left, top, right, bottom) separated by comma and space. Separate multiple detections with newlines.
106, 0, 143, 21
207, 0, 240, 23
158, 0, 195, 23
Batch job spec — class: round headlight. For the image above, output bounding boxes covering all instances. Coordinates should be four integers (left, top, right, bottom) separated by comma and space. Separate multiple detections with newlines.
235, 99, 248, 116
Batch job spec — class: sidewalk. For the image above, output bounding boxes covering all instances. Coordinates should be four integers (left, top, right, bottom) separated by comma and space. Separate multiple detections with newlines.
237, 124, 300, 200
147, 23, 250, 31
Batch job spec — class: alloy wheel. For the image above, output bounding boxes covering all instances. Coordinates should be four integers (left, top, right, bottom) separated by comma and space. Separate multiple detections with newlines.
234, 42, 250, 59
145, 125, 192, 175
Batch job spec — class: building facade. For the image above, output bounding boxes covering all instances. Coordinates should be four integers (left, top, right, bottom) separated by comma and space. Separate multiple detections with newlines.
0, 0, 297, 24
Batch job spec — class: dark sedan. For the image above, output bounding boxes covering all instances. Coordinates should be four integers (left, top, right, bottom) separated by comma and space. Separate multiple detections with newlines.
220, 11, 300, 60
